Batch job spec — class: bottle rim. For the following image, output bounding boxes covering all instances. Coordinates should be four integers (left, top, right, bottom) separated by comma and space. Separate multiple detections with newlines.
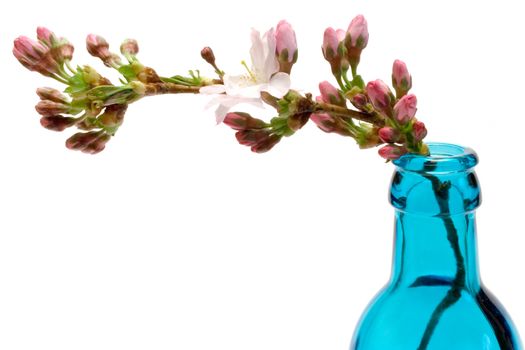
393, 142, 478, 173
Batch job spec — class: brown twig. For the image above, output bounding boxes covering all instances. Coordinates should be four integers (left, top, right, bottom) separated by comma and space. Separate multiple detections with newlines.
313, 102, 384, 126
143, 82, 202, 95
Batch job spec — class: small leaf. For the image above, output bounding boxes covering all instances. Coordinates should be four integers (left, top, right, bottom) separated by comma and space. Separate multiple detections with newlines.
118, 65, 137, 81
64, 69, 88, 94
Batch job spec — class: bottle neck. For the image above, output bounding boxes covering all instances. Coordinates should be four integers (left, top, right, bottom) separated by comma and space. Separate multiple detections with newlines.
390, 210, 481, 290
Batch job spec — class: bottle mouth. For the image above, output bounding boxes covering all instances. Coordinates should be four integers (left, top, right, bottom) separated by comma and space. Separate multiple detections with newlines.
393, 142, 478, 173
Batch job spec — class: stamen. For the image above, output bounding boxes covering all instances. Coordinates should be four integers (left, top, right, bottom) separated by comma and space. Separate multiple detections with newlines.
241, 60, 256, 82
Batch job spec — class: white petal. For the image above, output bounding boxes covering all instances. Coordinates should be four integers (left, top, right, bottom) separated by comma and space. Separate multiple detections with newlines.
213, 97, 263, 124
224, 74, 266, 99
265, 72, 291, 98
249, 28, 265, 72
199, 85, 226, 94
261, 28, 279, 80
215, 104, 231, 124
204, 95, 226, 110
224, 74, 252, 96
243, 98, 265, 108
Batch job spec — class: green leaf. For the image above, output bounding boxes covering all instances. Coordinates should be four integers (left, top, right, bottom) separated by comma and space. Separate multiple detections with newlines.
64, 68, 88, 95
167, 70, 204, 86
118, 65, 137, 82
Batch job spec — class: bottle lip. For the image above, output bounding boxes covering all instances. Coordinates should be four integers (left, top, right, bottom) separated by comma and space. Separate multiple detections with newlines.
393, 142, 478, 173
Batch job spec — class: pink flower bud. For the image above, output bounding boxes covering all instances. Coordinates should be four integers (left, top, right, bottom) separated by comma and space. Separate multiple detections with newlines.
36, 27, 57, 47
412, 121, 427, 142
35, 100, 70, 117
276, 20, 298, 63
251, 133, 281, 153
378, 144, 407, 160
344, 15, 369, 73
393, 94, 417, 124
55, 39, 74, 62
13, 36, 59, 76
13, 36, 40, 61
120, 39, 139, 56
224, 112, 267, 130
378, 127, 400, 143
86, 34, 121, 67
310, 113, 352, 136
366, 79, 393, 115
36, 28, 74, 63
322, 27, 339, 61
347, 15, 369, 49
83, 133, 111, 154
86, 34, 112, 61
36, 87, 69, 104
40, 115, 76, 132
310, 113, 336, 133
351, 93, 369, 110
234, 129, 281, 153
336, 29, 346, 42
392, 60, 412, 97
235, 130, 270, 147
318, 81, 345, 106
200, 47, 216, 66
323, 27, 347, 75
65, 131, 110, 154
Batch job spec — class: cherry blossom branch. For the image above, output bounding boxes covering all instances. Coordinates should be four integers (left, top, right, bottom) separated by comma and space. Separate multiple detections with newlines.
13, 16, 428, 159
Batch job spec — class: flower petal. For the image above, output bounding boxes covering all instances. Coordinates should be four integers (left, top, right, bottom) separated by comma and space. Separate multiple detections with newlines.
261, 28, 279, 81
249, 28, 265, 73
224, 74, 251, 96
224, 74, 265, 99
209, 96, 264, 124
204, 95, 225, 110
199, 84, 226, 94
265, 72, 291, 98
215, 104, 232, 124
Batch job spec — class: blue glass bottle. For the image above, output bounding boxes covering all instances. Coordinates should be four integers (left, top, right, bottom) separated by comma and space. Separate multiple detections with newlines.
351, 143, 522, 350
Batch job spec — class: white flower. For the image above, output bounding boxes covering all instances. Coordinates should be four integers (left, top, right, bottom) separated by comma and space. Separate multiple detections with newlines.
200, 27, 291, 124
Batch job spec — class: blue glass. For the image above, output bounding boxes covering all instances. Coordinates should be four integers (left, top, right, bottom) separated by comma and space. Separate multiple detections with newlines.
351, 143, 523, 350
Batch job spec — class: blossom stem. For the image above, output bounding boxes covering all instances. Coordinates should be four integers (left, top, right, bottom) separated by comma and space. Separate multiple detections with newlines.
314, 101, 384, 126
342, 72, 352, 88
57, 65, 72, 81
65, 60, 76, 75
335, 75, 346, 91
50, 74, 70, 85
416, 172, 466, 350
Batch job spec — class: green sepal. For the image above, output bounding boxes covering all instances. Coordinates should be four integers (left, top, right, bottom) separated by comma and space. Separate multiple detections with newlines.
103, 89, 138, 105
86, 86, 137, 106
351, 75, 365, 90
270, 116, 294, 137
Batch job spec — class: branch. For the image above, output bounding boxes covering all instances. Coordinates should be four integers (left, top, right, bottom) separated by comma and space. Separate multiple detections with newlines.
313, 101, 384, 126
143, 82, 202, 96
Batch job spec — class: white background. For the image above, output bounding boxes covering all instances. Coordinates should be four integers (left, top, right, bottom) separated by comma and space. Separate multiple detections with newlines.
1, 0, 524, 349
